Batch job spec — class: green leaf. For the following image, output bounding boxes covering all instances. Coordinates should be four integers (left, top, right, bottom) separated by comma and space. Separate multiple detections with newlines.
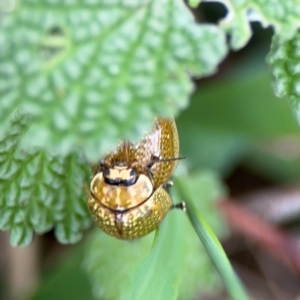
267, 31, 300, 124
0, 113, 92, 247
83, 171, 227, 300
83, 231, 155, 300
176, 179, 250, 300
0, 0, 227, 161
203, 0, 300, 49
121, 209, 187, 300
10, 223, 34, 247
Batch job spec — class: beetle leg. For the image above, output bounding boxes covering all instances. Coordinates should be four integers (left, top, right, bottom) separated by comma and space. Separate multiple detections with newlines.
163, 181, 173, 189
171, 201, 186, 211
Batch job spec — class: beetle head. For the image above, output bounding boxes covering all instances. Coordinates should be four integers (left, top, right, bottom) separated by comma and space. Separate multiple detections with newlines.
102, 162, 139, 186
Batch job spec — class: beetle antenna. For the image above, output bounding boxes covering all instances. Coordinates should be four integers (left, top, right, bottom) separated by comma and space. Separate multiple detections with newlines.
148, 156, 185, 168
156, 156, 186, 163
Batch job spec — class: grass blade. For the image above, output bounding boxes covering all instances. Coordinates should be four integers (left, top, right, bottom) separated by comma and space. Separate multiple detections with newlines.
176, 180, 250, 300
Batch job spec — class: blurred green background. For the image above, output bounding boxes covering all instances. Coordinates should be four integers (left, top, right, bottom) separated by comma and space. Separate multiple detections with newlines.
2, 2, 300, 300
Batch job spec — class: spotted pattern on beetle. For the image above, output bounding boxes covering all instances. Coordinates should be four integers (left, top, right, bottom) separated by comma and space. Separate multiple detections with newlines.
86, 118, 181, 240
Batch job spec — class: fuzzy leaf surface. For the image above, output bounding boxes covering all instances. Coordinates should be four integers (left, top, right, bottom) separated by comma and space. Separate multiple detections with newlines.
267, 30, 300, 124
0, 0, 227, 161
0, 113, 92, 247
191, 0, 300, 49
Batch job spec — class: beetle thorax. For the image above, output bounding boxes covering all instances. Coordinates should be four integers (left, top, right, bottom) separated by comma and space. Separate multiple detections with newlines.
90, 164, 154, 212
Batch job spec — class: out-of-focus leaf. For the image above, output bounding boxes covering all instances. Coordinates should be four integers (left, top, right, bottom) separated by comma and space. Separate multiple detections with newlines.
177, 69, 299, 175
0, 0, 16, 14
0, 0, 227, 161
188, 0, 201, 8
83, 230, 155, 300
245, 137, 300, 183
33, 245, 94, 300
0, 113, 92, 247
268, 31, 300, 124
83, 171, 227, 300
121, 209, 188, 300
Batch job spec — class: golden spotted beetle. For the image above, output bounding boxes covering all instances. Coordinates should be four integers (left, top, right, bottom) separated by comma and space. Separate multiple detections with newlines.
86, 118, 185, 240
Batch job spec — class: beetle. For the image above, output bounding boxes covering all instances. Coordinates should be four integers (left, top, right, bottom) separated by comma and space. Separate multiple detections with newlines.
86, 118, 184, 240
